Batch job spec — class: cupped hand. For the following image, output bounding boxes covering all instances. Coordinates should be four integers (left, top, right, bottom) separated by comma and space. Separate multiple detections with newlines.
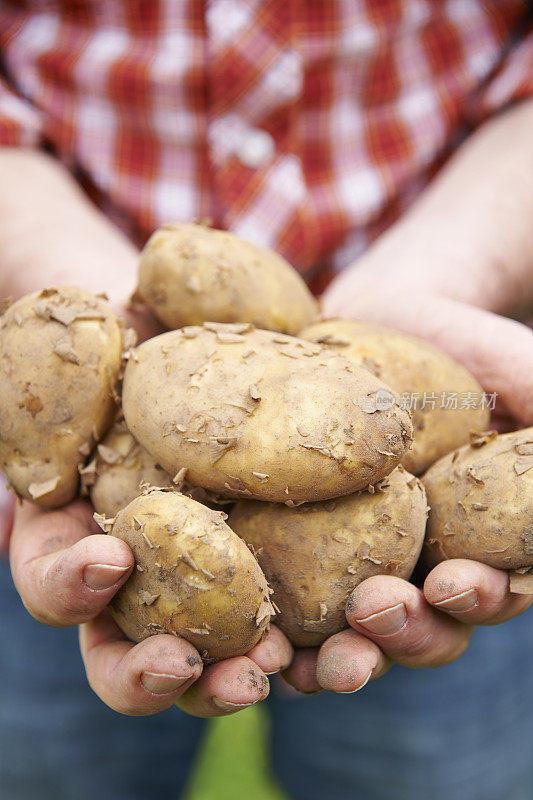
284, 561, 532, 694
5, 293, 292, 718
321, 256, 533, 430
9, 499, 293, 716
284, 235, 533, 695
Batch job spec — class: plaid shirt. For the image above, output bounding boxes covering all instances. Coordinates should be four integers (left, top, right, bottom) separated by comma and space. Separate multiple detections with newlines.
1, 0, 532, 289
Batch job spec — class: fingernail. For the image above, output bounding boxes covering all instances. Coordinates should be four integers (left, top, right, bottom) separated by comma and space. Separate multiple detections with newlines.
212, 697, 255, 711
141, 671, 192, 694
355, 603, 407, 636
337, 670, 373, 694
434, 588, 479, 613
83, 563, 130, 590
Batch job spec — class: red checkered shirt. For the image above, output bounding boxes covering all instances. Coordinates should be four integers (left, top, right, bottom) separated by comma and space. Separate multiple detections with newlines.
1, 0, 533, 289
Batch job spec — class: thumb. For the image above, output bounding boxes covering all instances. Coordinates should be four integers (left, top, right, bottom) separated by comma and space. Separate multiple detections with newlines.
323, 289, 533, 426
410, 296, 533, 426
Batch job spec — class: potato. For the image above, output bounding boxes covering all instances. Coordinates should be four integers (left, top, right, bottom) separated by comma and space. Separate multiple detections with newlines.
0, 287, 124, 507
122, 324, 413, 503
229, 466, 428, 647
301, 319, 490, 474
105, 490, 275, 662
136, 223, 319, 335
422, 429, 533, 571
89, 420, 233, 517
89, 421, 174, 517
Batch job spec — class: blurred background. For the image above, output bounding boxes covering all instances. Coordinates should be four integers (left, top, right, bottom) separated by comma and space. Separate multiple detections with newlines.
184, 706, 285, 800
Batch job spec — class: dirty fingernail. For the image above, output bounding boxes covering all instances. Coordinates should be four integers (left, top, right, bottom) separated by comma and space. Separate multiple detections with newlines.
336, 671, 373, 694
355, 603, 407, 636
83, 563, 130, 590
434, 588, 479, 613
141, 671, 192, 694
212, 697, 255, 711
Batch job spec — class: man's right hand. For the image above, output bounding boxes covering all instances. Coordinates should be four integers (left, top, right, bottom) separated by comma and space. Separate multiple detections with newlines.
0, 148, 293, 717
9, 499, 293, 717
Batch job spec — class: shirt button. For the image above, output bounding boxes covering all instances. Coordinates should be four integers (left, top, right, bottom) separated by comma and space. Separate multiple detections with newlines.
239, 129, 275, 168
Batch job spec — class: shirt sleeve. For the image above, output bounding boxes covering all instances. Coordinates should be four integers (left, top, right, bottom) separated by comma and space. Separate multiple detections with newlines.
474, 21, 533, 120
0, 73, 42, 147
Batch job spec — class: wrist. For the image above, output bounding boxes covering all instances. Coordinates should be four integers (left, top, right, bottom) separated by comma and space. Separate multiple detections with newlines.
0, 148, 139, 305
324, 220, 530, 322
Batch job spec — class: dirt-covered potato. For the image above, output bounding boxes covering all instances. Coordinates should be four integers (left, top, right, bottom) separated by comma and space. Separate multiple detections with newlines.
0, 287, 124, 507
136, 223, 319, 335
301, 319, 490, 475
105, 490, 275, 662
89, 420, 233, 517
122, 324, 413, 504
229, 466, 428, 647
89, 421, 174, 517
422, 429, 533, 571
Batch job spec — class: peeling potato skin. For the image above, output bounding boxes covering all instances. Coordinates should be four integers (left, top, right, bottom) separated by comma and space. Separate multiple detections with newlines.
107, 491, 274, 663
122, 325, 413, 503
301, 319, 490, 475
136, 223, 319, 335
422, 429, 533, 570
0, 287, 123, 507
90, 423, 174, 517
89, 420, 234, 518
229, 466, 428, 647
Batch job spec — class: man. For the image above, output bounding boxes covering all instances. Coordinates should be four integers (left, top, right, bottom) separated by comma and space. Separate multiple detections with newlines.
1, 2, 533, 798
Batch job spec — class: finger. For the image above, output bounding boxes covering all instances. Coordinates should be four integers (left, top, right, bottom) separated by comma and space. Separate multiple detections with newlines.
324, 281, 533, 426
346, 575, 473, 668
424, 559, 533, 625
10, 502, 134, 626
316, 629, 391, 693
13, 500, 101, 540
177, 657, 270, 718
11, 500, 107, 567
281, 648, 322, 694
246, 625, 293, 675
353, 292, 533, 426
432, 302, 533, 426
80, 613, 203, 716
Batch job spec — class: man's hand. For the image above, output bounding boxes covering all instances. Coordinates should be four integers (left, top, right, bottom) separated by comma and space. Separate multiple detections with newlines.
9, 500, 293, 716
284, 99, 533, 693
3, 289, 291, 717
321, 287, 533, 429
285, 290, 533, 693
284, 564, 532, 694
321, 99, 533, 428
0, 148, 293, 717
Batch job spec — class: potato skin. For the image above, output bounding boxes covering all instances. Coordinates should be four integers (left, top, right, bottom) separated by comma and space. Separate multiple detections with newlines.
89, 421, 232, 517
301, 319, 490, 475
89, 422, 173, 517
136, 223, 319, 335
0, 287, 123, 507
122, 324, 413, 503
229, 466, 428, 647
422, 429, 533, 570
107, 491, 274, 662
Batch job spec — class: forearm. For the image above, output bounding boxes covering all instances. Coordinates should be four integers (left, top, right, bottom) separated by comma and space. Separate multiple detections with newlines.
325, 98, 533, 320
0, 148, 138, 303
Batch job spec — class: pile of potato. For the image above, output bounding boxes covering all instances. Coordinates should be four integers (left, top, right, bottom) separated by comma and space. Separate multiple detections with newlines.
1, 223, 532, 663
